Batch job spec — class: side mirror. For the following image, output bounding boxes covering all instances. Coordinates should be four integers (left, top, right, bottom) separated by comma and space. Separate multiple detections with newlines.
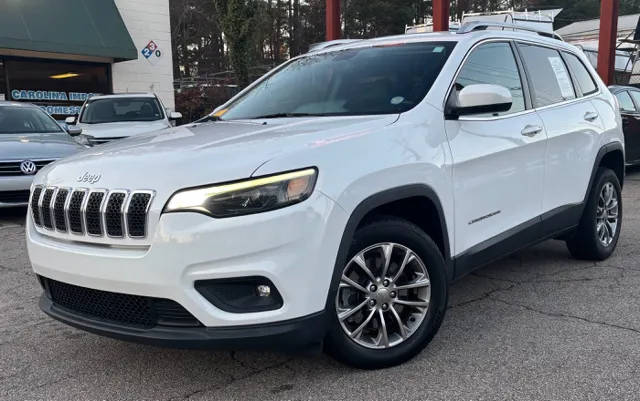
67, 126, 82, 137
65, 116, 76, 124
446, 84, 512, 118
169, 111, 182, 120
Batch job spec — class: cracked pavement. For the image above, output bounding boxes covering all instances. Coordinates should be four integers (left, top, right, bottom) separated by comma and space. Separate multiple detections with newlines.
1, 167, 639, 400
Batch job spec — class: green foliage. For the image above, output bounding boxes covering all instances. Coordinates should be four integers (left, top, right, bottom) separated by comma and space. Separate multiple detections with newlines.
214, 0, 257, 86
170, 0, 640, 117
343, 0, 416, 38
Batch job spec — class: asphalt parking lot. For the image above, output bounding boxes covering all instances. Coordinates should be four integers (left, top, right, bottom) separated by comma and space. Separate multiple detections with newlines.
1, 168, 639, 401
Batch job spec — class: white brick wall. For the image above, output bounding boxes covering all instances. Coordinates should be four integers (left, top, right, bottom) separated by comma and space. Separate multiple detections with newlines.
111, 0, 175, 110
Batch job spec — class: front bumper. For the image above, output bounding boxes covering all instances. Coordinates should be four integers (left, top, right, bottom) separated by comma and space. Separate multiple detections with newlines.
27, 190, 347, 339
0, 175, 33, 207
40, 294, 326, 350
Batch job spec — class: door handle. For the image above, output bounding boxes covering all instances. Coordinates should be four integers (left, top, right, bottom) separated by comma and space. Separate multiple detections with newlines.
584, 111, 599, 122
521, 125, 543, 137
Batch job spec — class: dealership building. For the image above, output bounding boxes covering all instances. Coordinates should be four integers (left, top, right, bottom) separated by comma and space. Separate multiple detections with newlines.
0, 0, 175, 119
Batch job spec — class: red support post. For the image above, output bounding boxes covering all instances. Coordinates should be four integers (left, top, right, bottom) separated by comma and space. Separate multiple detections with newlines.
433, 0, 450, 32
326, 0, 341, 41
597, 0, 619, 85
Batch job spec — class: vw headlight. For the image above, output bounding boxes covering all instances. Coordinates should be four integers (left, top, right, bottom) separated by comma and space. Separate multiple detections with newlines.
75, 134, 92, 146
164, 168, 317, 217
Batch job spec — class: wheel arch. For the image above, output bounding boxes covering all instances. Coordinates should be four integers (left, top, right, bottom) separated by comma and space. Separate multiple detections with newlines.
325, 185, 452, 311
586, 142, 625, 202
598, 145, 625, 189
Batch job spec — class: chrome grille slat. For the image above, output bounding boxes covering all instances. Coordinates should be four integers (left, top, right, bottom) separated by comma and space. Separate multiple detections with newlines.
105, 191, 128, 237
41, 188, 55, 229
30, 186, 153, 240
68, 190, 87, 234
126, 192, 153, 238
30, 187, 43, 226
85, 191, 107, 236
53, 189, 69, 232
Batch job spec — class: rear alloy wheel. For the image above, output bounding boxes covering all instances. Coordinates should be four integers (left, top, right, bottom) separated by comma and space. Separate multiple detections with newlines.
336, 242, 431, 349
595, 182, 619, 247
325, 218, 447, 369
566, 167, 622, 260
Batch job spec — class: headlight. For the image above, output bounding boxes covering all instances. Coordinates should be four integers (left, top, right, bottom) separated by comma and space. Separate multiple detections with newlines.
163, 168, 317, 217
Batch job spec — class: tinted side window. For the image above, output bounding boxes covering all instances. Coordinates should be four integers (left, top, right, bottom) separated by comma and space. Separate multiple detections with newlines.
628, 91, 640, 110
454, 42, 525, 116
518, 43, 576, 107
616, 91, 636, 112
563, 52, 598, 95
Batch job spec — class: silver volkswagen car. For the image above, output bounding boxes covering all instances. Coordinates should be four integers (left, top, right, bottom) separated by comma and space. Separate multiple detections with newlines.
0, 102, 85, 208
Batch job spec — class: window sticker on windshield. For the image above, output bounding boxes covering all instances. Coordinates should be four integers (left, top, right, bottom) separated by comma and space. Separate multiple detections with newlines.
433, 46, 444, 53
391, 96, 404, 105
548, 56, 574, 99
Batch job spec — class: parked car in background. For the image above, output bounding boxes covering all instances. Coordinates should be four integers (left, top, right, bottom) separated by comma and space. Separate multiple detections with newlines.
65, 93, 181, 146
609, 85, 640, 165
0, 102, 85, 208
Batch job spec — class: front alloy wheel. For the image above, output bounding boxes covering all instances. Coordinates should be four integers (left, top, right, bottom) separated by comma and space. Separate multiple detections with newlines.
325, 218, 447, 369
336, 243, 431, 349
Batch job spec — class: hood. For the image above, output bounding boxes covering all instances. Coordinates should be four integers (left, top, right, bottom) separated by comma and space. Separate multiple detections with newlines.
78, 120, 169, 138
0, 133, 85, 161
37, 115, 398, 199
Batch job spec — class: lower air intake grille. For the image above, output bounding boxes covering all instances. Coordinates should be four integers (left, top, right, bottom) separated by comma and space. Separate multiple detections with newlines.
0, 190, 30, 204
42, 277, 202, 328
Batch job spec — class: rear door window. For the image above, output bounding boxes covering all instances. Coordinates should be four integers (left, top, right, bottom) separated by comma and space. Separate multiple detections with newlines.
627, 90, 640, 110
518, 43, 576, 107
616, 91, 637, 112
563, 52, 598, 96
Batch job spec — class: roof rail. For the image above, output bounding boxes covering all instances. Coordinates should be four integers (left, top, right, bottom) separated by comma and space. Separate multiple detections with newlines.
457, 21, 563, 41
308, 39, 361, 52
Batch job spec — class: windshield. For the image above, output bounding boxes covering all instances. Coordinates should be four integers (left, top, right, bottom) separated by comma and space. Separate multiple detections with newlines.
221, 41, 455, 120
80, 97, 164, 123
0, 106, 64, 134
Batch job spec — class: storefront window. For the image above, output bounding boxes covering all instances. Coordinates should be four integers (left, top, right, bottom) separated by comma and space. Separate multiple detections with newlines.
5, 59, 110, 120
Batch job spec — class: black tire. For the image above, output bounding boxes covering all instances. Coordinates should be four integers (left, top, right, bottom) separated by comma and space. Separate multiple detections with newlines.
324, 217, 448, 369
566, 168, 622, 260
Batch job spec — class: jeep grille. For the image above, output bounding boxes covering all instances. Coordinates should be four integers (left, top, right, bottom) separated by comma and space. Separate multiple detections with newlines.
30, 186, 154, 239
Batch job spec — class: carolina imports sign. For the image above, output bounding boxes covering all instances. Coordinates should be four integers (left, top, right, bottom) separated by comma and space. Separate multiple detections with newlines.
11, 89, 98, 102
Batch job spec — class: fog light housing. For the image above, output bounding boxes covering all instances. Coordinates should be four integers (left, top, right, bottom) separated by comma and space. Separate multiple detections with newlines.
195, 277, 283, 313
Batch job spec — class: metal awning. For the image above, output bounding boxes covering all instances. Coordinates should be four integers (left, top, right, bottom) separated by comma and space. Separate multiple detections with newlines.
0, 0, 137, 62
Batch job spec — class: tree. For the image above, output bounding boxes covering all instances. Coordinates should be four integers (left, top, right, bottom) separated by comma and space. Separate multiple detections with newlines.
214, 0, 257, 86
170, 0, 226, 80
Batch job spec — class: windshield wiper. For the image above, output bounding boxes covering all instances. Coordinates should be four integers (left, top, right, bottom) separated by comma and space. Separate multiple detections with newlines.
195, 115, 220, 123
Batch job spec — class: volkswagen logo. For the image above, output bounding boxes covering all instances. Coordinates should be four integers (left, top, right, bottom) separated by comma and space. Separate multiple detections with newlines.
20, 160, 37, 175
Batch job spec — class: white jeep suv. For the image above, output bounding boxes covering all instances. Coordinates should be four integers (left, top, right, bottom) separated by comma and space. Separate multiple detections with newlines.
27, 24, 625, 369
